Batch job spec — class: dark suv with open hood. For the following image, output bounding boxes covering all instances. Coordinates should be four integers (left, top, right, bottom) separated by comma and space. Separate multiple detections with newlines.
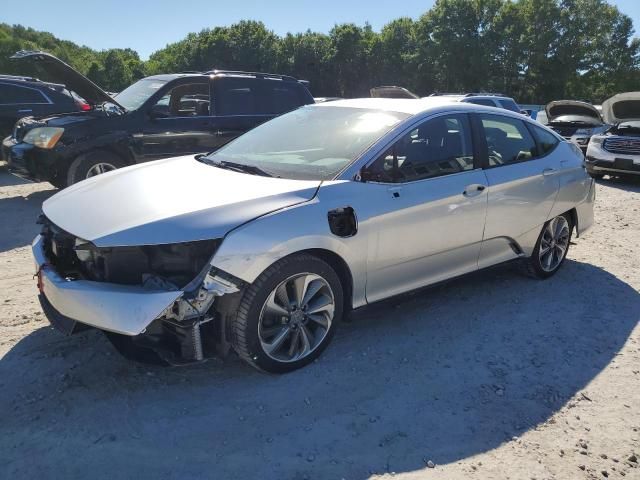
2, 51, 314, 187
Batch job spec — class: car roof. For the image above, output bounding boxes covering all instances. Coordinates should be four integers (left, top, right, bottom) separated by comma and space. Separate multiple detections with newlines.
0, 75, 65, 90
311, 97, 524, 117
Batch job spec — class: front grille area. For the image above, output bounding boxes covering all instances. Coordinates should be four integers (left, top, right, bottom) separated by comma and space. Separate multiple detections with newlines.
603, 137, 640, 155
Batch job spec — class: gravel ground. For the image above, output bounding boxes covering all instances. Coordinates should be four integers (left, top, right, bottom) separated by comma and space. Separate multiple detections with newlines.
0, 164, 638, 480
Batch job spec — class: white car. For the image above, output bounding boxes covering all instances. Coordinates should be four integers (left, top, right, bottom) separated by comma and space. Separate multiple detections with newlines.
33, 98, 595, 372
544, 100, 609, 153
586, 92, 640, 179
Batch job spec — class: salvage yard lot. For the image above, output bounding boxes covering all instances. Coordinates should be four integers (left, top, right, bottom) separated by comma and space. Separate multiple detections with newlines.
0, 164, 638, 479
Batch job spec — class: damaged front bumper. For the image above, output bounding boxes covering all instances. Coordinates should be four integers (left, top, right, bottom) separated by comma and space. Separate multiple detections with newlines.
32, 234, 241, 364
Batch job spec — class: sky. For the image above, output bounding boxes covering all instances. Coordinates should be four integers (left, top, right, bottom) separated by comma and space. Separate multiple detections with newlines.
3, 0, 640, 60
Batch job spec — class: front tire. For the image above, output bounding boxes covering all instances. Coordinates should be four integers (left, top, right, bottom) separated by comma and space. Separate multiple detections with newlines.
526, 213, 573, 279
66, 150, 126, 185
230, 253, 343, 373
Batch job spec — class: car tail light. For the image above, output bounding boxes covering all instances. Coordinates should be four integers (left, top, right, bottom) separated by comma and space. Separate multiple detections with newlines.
76, 100, 91, 111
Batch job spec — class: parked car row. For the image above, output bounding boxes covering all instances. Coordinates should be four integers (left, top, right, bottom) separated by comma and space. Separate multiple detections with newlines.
2, 51, 314, 187
533, 93, 640, 180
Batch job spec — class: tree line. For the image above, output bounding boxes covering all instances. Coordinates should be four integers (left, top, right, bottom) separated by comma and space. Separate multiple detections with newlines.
1, 0, 638, 104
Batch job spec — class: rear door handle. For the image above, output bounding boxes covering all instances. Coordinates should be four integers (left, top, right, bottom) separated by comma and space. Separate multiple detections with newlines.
463, 184, 486, 197
18, 109, 32, 113
542, 168, 556, 176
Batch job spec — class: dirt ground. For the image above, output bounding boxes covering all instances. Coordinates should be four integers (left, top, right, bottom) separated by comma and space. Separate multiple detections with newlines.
0, 163, 638, 480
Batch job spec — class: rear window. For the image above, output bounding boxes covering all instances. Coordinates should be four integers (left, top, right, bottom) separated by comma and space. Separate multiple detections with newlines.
0, 83, 48, 104
498, 99, 521, 112
261, 80, 303, 114
612, 100, 640, 120
529, 124, 560, 155
215, 77, 259, 115
466, 98, 496, 107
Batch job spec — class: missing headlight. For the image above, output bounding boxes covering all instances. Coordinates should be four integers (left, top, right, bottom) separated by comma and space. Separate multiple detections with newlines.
75, 239, 221, 288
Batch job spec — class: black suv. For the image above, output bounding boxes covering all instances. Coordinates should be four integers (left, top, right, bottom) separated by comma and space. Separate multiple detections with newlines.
3, 51, 314, 187
0, 74, 88, 139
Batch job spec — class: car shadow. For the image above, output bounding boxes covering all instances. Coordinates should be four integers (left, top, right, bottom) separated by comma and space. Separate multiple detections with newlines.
0, 259, 637, 479
0, 189, 55, 253
0, 164, 35, 187
597, 175, 640, 192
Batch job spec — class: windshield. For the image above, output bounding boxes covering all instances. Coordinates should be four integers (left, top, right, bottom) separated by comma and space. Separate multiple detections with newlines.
205, 106, 409, 180
114, 78, 168, 110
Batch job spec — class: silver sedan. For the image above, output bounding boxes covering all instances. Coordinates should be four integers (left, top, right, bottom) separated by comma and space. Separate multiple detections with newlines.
33, 98, 595, 372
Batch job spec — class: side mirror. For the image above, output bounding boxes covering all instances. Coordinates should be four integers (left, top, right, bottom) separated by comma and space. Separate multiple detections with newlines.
358, 167, 375, 183
149, 104, 169, 119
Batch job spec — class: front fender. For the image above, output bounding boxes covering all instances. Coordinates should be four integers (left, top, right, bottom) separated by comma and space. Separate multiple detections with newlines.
210, 191, 369, 309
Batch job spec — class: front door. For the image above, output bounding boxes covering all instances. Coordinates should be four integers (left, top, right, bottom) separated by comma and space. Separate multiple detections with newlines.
362, 113, 489, 303
138, 80, 220, 160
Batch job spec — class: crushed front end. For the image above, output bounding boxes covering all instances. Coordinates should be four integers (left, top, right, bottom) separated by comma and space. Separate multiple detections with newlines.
33, 215, 243, 365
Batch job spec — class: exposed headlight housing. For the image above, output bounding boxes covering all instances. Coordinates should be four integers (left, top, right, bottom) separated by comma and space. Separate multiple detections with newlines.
73, 239, 222, 288
589, 136, 605, 145
23, 127, 64, 149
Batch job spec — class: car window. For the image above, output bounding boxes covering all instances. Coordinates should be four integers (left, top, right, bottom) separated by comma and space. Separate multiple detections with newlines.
530, 124, 560, 155
498, 99, 521, 112
260, 80, 303, 114
0, 83, 48, 104
466, 98, 496, 107
151, 82, 209, 117
480, 114, 538, 167
215, 77, 260, 115
366, 114, 475, 183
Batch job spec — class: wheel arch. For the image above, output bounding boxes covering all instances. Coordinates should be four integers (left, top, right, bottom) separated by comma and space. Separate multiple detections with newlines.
298, 248, 354, 313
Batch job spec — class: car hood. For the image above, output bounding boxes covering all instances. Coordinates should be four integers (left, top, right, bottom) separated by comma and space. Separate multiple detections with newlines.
42, 156, 322, 247
601, 92, 640, 124
10, 50, 123, 109
545, 100, 601, 122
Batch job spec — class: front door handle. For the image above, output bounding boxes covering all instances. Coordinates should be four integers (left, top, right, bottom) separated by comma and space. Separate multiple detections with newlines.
463, 184, 486, 197
542, 168, 556, 176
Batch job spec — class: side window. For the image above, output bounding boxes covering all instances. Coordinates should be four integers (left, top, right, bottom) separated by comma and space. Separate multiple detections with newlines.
260, 80, 302, 114
0, 84, 48, 104
151, 82, 209, 117
466, 98, 496, 108
480, 115, 538, 167
530, 124, 560, 155
366, 114, 475, 183
215, 77, 259, 115
498, 99, 521, 113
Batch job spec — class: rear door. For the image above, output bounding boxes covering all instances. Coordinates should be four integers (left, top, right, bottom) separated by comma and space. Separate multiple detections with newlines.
475, 113, 560, 268
211, 76, 309, 148
0, 83, 53, 137
139, 79, 220, 160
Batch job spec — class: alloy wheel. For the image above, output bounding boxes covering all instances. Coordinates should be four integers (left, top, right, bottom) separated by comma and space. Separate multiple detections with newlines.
539, 216, 570, 272
86, 162, 117, 178
258, 273, 335, 363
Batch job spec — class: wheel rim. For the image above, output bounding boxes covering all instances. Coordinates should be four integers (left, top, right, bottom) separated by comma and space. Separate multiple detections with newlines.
539, 216, 570, 272
258, 272, 335, 363
86, 162, 117, 178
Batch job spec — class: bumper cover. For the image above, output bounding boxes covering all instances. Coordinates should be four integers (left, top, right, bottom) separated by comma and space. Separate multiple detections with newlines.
3, 136, 60, 182
33, 234, 182, 336
586, 143, 640, 175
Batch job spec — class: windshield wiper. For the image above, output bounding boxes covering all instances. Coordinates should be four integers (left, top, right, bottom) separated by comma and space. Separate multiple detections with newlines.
195, 155, 274, 177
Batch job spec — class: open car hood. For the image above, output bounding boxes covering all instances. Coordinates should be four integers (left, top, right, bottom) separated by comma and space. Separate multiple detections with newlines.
601, 92, 640, 124
545, 100, 601, 122
10, 50, 123, 109
42, 156, 321, 247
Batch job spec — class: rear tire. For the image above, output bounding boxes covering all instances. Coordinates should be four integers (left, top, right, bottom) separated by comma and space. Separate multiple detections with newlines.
229, 253, 343, 373
66, 150, 126, 185
525, 213, 573, 279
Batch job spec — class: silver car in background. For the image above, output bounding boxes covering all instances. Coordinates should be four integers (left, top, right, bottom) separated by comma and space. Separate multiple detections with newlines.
586, 92, 640, 179
33, 98, 595, 373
